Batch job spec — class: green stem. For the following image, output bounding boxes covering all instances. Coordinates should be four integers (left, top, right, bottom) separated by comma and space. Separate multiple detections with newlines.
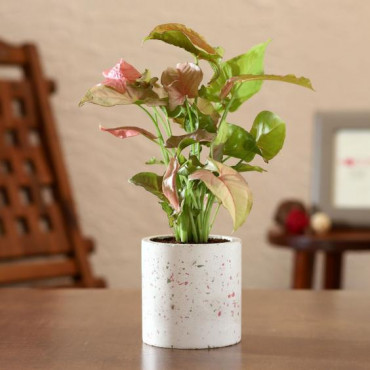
185, 100, 201, 160
198, 185, 207, 241
210, 201, 221, 230
138, 105, 170, 165
154, 107, 171, 138
210, 97, 234, 160
219, 98, 233, 126
160, 107, 173, 136
192, 103, 201, 160
185, 100, 193, 130
189, 207, 199, 242
185, 100, 197, 157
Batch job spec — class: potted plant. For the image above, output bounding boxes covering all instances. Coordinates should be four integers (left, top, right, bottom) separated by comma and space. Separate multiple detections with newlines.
79, 23, 313, 349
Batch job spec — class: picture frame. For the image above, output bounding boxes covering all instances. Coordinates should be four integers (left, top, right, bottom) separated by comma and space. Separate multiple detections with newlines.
312, 112, 370, 226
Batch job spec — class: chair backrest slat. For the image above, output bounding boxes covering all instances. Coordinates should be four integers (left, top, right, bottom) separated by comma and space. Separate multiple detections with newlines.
0, 40, 104, 287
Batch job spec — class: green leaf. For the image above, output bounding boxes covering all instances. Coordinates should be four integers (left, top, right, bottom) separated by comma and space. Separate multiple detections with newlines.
160, 201, 176, 227
250, 111, 286, 160
196, 99, 219, 133
196, 98, 220, 125
129, 172, 165, 200
221, 74, 314, 100
145, 23, 222, 63
189, 159, 253, 230
178, 155, 203, 176
197, 111, 218, 133
205, 41, 269, 111
176, 138, 198, 156
232, 163, 266, 173
212, 121, 261, 162
167, 103, 218, 133
145, 157, 164, 165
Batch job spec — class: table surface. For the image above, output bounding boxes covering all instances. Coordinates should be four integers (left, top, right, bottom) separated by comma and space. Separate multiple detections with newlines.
1, 290, 370, 370
268, 227, 370, 252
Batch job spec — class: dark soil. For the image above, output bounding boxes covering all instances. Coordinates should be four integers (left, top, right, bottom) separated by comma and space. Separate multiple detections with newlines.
151, 236, 229, 244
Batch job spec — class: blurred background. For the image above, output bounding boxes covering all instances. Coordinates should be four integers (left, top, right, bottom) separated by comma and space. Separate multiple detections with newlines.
1, 0, 369, 289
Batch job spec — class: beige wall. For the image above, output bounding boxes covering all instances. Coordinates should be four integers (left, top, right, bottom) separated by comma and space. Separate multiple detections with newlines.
2, 0, 370, 289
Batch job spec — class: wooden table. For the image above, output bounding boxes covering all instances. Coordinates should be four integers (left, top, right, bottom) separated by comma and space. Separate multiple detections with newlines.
1, 290, 370, 369
268, 228, 370, 289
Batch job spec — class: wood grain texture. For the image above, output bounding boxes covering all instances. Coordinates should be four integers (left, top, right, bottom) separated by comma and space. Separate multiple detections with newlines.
0, 289, 369, 370
292, 251, 315, 289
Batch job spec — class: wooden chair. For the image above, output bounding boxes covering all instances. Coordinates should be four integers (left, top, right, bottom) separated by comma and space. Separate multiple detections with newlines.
0, 40, 105, 287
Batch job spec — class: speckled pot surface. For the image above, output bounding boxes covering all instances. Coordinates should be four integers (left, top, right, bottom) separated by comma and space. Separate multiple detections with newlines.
141, 235, 242, 349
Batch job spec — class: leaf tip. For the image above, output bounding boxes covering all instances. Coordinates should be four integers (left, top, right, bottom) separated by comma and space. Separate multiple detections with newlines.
78, 98, 87, 107
142, 36, 150, 45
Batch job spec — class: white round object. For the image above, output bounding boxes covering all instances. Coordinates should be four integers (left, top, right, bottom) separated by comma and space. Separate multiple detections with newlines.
142, 235, 241, 349
311, 212, 332, 234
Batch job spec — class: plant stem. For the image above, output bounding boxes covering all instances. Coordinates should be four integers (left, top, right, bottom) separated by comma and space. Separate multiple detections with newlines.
185, 100, 197, 157
171, 95, 238, 243
138, 105, 170, 165
219, 98, 234, 126
160, 107, 173, 136
154, 107, 171, 138
189, 207, 199, 242
185, 100, 201, 160
192, 103, 201, 160
210, 201, 221, 230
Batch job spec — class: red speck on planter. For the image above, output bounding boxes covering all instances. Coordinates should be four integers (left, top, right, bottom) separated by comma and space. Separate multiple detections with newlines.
218, 311, 222, 317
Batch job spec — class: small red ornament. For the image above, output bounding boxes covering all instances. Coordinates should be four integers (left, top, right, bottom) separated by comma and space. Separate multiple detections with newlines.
285, 208, 309, 234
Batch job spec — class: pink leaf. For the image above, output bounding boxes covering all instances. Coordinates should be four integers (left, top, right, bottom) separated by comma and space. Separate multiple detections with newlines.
175, 62, 203, 98
189, 159, 253, 230
100, 125, 157, 141
220, 79, 235, 100
162, 157, 180, 212
161, 62, 203, 110
166, 129, 215, 148
102, 59, 142, 94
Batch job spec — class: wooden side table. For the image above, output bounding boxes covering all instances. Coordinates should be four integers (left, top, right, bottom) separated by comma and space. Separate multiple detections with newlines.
268, 228, 370, 289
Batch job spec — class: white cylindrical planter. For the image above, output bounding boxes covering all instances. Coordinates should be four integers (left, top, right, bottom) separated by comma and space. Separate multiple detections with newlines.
142, 235, 241, 349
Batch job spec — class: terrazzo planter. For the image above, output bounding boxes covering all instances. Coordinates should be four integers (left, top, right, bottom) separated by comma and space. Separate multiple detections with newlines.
141, 235, 241, 349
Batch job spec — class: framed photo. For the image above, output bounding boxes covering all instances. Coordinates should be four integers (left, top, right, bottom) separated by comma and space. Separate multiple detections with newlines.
312, 112, 370, 226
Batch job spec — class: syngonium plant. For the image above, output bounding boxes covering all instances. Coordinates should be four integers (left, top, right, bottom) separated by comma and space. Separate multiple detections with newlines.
79, 23, 313, 243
